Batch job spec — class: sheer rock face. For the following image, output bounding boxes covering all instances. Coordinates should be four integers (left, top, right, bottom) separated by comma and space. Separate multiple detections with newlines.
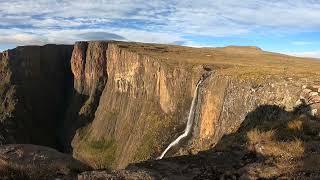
62, 42, 109, 152
69, 42, 316, 170
0, 45, 73, 148
71, 41, 108, 95
71, 42, 88, 94
188, 76, 308, 153
71, 42, 206, 169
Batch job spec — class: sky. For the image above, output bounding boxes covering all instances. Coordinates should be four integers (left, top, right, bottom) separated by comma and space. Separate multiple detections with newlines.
0, 0, 319, 58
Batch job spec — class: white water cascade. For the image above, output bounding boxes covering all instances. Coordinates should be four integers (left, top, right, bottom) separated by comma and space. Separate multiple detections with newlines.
157, 72, 211, 159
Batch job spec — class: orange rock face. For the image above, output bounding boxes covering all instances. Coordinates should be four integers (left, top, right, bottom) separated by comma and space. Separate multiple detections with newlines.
71, 41, 108, 95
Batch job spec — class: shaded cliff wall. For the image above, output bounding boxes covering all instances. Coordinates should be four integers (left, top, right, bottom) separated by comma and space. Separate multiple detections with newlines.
0, 45, 73, 147
62, 42, 109, 151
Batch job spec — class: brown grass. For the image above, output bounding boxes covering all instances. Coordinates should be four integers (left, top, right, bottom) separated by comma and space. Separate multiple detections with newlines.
114, 41, 320, 79
247, 129, 304, 160
287, 119, 303, 130
247, 129, 275, 145
212, 112, 320, 178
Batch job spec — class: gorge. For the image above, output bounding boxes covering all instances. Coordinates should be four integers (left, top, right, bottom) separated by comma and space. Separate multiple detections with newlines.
0, 41, 319, 179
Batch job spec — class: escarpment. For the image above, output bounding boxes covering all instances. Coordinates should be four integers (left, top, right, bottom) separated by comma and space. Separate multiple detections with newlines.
71, 42, 207, 169
0, 41, 320, 178
68, 41, 320, 170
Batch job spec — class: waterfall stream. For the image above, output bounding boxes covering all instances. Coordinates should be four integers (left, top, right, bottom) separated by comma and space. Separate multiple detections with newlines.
158, 72, 211, 159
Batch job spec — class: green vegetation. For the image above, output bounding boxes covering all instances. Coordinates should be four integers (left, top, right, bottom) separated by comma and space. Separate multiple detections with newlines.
89, 139, 115, 150
75, 138, 117, 170
133, 112, 178, 162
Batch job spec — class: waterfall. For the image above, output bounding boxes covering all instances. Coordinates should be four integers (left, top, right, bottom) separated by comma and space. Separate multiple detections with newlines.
157, 72, 211, 159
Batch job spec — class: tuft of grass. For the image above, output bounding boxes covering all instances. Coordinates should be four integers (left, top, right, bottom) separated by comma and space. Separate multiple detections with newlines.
247, 129, 304, 160
238, 114, 319, 178
287, 119, 303, 131
260, 139, 304, 159
247, 129, 275, 145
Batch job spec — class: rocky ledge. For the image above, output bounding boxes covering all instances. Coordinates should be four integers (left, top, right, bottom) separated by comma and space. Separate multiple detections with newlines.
0, 144, 91, 179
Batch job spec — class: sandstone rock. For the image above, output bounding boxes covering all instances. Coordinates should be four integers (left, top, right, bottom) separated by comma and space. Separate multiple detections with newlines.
311, 109, 318, 116
301, 89, 312, 98
311, 85, 320, 91
309, 92, 319, 97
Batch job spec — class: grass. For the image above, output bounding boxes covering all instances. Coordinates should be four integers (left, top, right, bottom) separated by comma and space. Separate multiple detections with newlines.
75, 138, 117, 170
213, 106, 320, 179
287, 119, 303, 130
114, 41, 320, 79
247, 129, 304, 160
133, 112, 178, 162
247, 129, 275, 145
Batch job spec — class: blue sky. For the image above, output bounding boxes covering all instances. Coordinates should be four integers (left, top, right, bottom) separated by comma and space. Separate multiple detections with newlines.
0, 0, 320, 58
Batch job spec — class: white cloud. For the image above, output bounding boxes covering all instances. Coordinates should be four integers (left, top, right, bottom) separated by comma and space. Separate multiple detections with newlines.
0, 31, 47, 45
0, 28, 185, 46
0, 0, 320, 47
284, 50, 320, 59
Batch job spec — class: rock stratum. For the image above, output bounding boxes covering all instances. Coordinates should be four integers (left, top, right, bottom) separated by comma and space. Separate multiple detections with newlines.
0, 41, 319, 179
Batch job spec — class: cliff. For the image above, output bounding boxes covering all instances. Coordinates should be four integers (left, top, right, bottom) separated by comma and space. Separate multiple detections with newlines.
0, 41, 320, 179
0, 45, 73, 148
70, 46, 206, 169
67, 41, 320, 170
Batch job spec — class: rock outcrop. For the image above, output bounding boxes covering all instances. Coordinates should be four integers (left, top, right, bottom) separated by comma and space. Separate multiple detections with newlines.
296, 85, 320, 117
0, 144, 91, 179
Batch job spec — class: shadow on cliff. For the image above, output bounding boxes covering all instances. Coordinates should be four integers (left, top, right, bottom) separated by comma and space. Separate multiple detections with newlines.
203, 102, 320, 179
131, 101, 320, 179
58, 90, 87, 152
58, 86, 106, 153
